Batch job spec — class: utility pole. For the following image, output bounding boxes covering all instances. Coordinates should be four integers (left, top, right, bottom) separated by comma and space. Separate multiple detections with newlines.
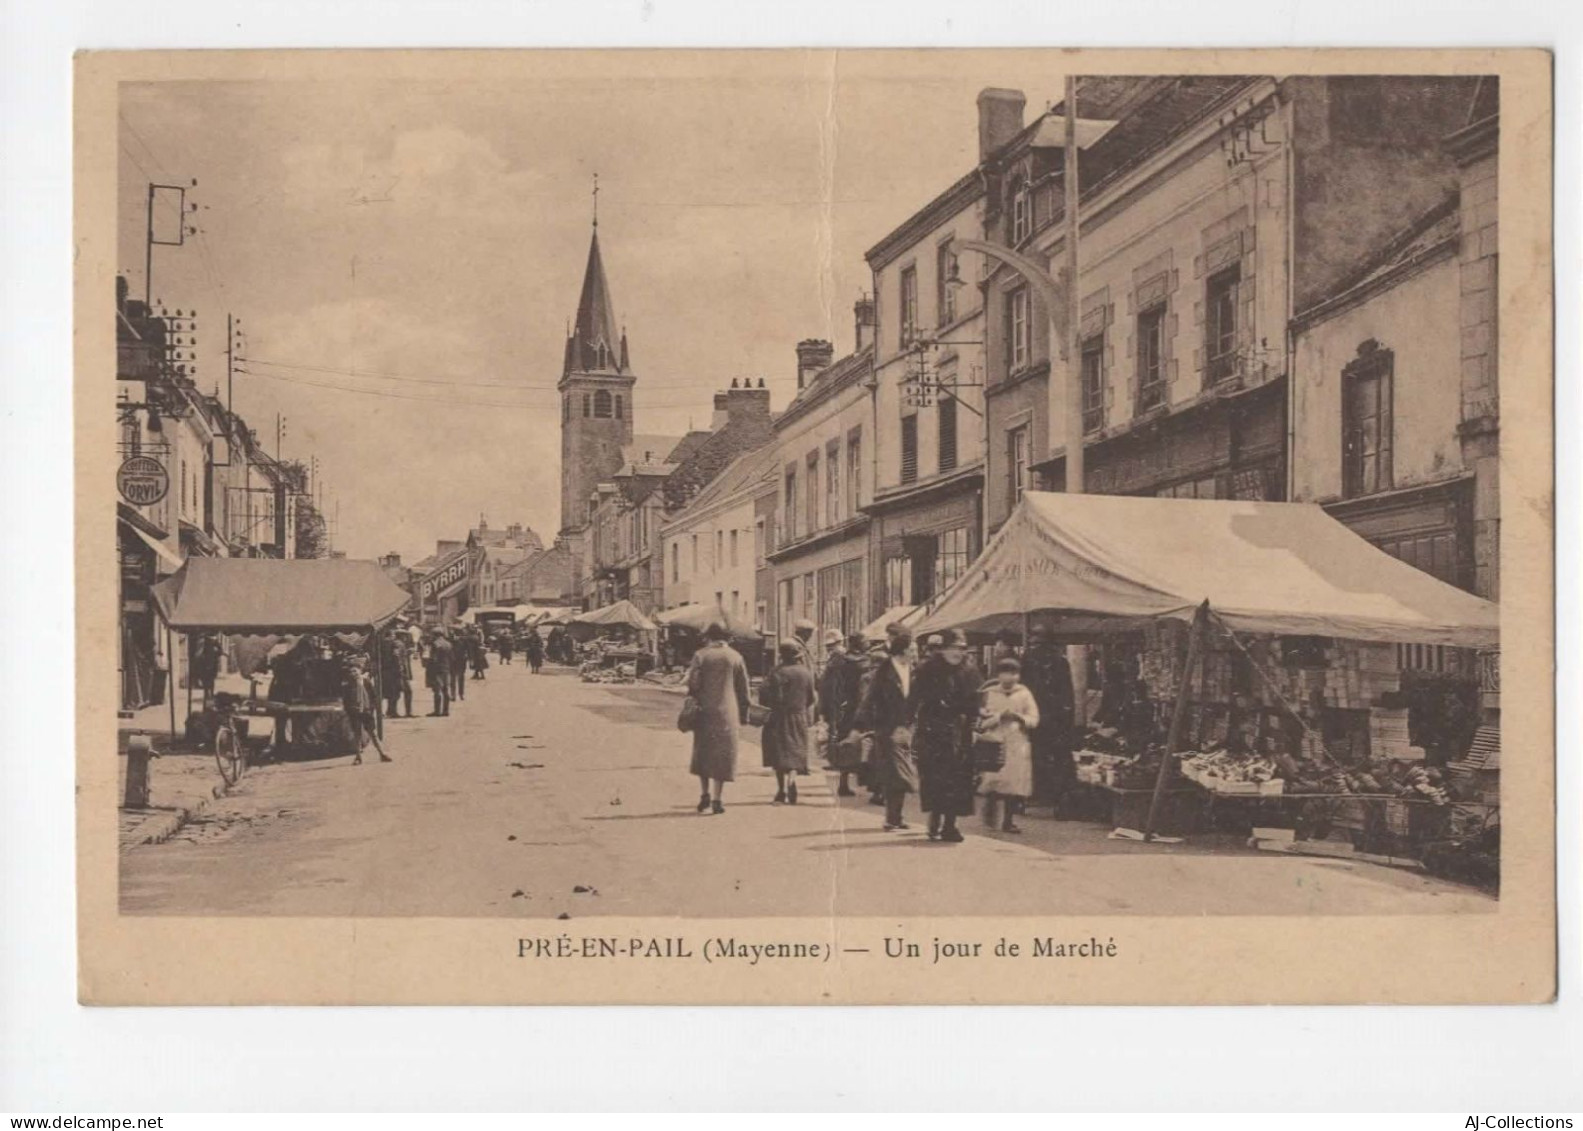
1062, 74, 1084, 493
143, 179, 199, 306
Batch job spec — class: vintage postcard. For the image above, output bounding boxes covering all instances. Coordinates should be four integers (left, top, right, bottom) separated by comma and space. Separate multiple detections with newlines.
76, 48, 1554, 1005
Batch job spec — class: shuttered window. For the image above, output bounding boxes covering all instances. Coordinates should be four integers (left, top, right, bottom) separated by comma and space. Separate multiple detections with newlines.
937, 397, 958, 473
900, 414, 918, 484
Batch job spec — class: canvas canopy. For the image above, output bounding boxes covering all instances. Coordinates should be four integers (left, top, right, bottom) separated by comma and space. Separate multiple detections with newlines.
914, 492, 1499, 648
654, 602, 760, 640
571, 599, 657, 632
858, 604, 924, 642
151, 557, 414, 634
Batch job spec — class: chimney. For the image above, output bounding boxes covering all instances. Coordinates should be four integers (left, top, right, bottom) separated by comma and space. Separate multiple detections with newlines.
711, 391, 730, 429
977, 88, 1027, 161
853, 295, 876, 352
380, 552, 402, 569
726, 382, 772, 423
796, 339, 835, 390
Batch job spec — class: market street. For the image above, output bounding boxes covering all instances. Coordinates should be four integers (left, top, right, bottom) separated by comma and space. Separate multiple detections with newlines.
120, 663, 1494, 918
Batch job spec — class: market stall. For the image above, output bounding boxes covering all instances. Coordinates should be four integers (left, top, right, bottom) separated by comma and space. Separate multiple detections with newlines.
914, 492, 1500, 853
653, 602, 766, 675
857, 604, 924, 643
150, 558, 413, 767
569, 600, 658, 678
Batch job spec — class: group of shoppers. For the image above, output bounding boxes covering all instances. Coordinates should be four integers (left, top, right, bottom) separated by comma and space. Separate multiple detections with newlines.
681, 616, 1078, 842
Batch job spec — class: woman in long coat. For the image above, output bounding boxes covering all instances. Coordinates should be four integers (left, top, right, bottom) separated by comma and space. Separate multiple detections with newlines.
760, 641, 817, 804
854, 630, 918, 831
912, 629, 984, 843
686, 624, 751, 814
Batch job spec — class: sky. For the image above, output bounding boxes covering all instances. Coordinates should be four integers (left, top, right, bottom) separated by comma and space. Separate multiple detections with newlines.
116, 52, 1068, 564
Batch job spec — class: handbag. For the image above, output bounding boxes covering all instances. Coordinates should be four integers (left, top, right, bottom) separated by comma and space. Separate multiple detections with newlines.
677, 696, 701, 733
973, 737, 1006, 774
745, 702, 770, 727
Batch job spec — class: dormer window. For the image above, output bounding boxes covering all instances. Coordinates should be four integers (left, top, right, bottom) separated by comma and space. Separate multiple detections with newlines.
1011, 182, 1032, 245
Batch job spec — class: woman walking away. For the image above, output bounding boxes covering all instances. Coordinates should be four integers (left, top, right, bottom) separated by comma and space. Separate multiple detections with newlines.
912, 629, 983, 843
820, 632, 866, 798
686, 623, 751, 814
978, 658, 1040, 834
761, 641, 817, 804
471, 629, 489, 680
854, 629, 917, 831
498, 633, 514, 666
525, 629, 544, 674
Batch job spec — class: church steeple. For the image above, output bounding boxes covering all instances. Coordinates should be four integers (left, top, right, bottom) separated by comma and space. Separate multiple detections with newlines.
563, 223, 628, 376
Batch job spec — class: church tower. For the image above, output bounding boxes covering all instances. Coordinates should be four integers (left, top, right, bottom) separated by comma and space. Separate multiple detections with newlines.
558, 213, 636, 537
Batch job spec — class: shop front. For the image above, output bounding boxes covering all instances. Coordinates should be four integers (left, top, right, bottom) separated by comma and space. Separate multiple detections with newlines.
863, 466, 982, 625
767, 517, 869, 648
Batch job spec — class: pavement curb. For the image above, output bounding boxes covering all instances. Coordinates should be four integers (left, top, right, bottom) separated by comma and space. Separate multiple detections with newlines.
121, 775, 237, 852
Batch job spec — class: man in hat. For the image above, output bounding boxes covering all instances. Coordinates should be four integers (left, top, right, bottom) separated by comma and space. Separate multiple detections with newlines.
819, 630, 865, 797
342, 653, 392, 765
790, 618, 819, 675
1022, 622, 1076, 814
854, 627, 918, 831
425, 629, 453, 717
912, 628, 983, 842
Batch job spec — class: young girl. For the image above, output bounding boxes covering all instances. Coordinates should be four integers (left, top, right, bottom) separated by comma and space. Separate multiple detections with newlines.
977, 658, 1039, 833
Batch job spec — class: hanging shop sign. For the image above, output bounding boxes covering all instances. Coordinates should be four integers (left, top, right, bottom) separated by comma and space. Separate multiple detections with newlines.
420, 553, 472, 602
117, 455, 170, 507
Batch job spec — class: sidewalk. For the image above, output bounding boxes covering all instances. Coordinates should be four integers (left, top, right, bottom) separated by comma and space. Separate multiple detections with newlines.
117, 697, 234, 852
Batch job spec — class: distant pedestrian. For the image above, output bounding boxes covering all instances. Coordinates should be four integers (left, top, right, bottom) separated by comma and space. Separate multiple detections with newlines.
820, 630, 865, 798
685, 623, 751, 815
913, 629, 982, 843
761, 640, 817, 804
426, 631, 453, 715
471, 629, 489, 680
524, 629, 544, 673
342, 655, 392, 765
498, 634, 514, 666
854, 628, 917, 831
380, 633, 413, 719
977, 657, 1040, 834
449, 629, 469, 700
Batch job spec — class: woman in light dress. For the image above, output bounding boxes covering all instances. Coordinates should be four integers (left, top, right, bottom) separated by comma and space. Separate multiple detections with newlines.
977, 657, 1040, 834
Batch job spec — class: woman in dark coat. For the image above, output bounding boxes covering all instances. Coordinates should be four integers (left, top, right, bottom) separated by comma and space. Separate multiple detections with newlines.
912, 628, 984, 843
686, 624, 752, 814
524, 629, 544, 673
760, 641, 817, 804
854, 629, 918, 831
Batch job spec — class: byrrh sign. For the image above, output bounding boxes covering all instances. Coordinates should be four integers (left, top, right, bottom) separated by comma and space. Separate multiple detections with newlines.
420, 553, 471, 601
116, 455, 170, 507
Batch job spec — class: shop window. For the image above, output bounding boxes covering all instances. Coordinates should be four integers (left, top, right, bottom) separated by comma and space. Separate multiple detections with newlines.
1007, 424, 1030, 509
1081, 335, 1106, 434
802, 573, 817, 622
937, 241, 958, 326
1205, 264, 1241, 385
937, 396, 959, 473
884, 555, 912, 608
1007, 286, 1031, 375
1343, 344, 1394, 498
933, 526, 971, 596
1136, 302, 1167, 412
900, 414, 918, 484
593, 389, 613, 418
899, 266, 919, 349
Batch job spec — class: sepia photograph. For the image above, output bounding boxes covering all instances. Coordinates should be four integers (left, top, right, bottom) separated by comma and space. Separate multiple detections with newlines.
74, 48, 1555, 1005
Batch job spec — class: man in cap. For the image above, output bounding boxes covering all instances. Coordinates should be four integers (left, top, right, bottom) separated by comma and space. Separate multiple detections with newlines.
790, 618, 819, 675
1022, 622, 1076, 815
425, 628, 454, 717
911, 628, 982, 842
819, 630, 865, 797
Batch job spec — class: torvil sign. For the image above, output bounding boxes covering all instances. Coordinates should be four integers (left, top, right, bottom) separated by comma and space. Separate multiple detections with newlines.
420, 553, 471, 602
117, 455, 170, 507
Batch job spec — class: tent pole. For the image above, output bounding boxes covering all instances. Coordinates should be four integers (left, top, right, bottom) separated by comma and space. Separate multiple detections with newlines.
168, 627, 178, 743
372, 627, 384, 742
1144, 600, 1209, 841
